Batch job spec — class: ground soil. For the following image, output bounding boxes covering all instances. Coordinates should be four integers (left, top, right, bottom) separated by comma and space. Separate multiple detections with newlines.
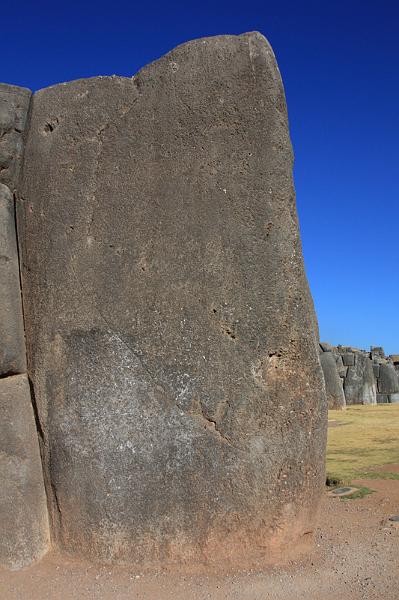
1, 471, 398, 600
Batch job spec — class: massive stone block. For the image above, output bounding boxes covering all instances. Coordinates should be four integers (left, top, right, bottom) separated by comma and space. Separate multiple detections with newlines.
378, 364, 399, 394
0, 84, 31, 190
0, 375, 50, 569
344, 353, 377, 405
16, 33, 327, 570
0, 84, 31, 376
319, 352, 346, 409
0, 183, 27, 375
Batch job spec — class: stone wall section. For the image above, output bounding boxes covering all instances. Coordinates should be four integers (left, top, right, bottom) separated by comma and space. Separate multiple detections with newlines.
320, 343, 399, 408
0, 84, 50, 569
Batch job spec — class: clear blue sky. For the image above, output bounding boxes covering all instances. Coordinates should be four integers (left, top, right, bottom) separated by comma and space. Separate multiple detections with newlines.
2, 1, 398, 353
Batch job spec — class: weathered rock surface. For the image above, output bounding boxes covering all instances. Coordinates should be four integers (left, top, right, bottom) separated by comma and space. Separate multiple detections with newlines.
342, 353, 355, 367
0, 374, 50, 569
319, 342, 335, 353
17, 33, 326, 570
0, 84, 31, 376
378, 364, 399, 394
344, 353, 376, 405
0, 84, 31, 190
0, 183, 27, 375
319, 352, 346, 409
376, 393, 389, 404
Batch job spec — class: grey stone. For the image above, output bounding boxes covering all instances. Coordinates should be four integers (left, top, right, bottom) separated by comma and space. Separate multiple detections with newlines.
372, 364, 380, 379
0, 183, 26, 375
342, 353, 355, 367
376, 394, 390, 404
378, 364, 399, 394
320, 352, 346, 409
16, 33, 327, 569
389, 393, 399, 404
344, 353, 376, 405
0, 84, 31, 190
332, 353, 347, 378
337, 346, 358, 354
320, 342, 335, 353
0, 374, 50, 569
370, 346, 385, 359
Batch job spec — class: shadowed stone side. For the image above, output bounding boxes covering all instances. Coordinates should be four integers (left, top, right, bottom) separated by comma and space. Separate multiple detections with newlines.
0, 374, 50, 570
319, 352, 345, 409
344, 353, 376, 405
17, 32, 327, 570
0, 84, 31, 376
0, 183, 26, 375
378, 364, 399, 394
0, 84, 31, 191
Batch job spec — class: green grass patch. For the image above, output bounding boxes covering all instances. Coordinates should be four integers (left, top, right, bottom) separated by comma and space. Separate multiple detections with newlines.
355, 471, 399, 481
327, 404, 399, 484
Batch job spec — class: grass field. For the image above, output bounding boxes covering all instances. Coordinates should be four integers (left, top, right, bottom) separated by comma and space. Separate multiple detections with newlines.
327, 404, 399, 484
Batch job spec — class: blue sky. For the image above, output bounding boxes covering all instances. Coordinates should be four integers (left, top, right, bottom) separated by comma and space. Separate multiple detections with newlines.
2, 1, 398, 353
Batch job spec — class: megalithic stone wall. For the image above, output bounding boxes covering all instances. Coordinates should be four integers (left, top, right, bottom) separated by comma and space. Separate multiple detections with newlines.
319, 343, 399, 408
14, 32, 327, 571
0, 85, 50, 569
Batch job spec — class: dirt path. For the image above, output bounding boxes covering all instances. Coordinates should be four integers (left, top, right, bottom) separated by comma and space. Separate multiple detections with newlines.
1, 475, 398, 600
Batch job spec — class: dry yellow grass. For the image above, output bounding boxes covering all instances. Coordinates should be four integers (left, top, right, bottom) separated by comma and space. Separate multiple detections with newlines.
327, 404, 399, 483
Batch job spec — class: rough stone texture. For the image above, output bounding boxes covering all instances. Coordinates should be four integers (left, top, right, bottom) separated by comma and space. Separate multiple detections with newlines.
370, 346, 385, 360
378, 364, 399, 394
344, 353, 376, 405
0, 84, 31, 190
342, 353, 355, 367
0, 374, 50, 569
376, 394, 389, 404
319, 342, 335, 353
332, 354, 347, 378
0, 84, 31, 376
0, 183, 27, 375
372, 364, 380, 379
16, 33, 327, 570
319, 352, 346, 409
389, 393, 399, 404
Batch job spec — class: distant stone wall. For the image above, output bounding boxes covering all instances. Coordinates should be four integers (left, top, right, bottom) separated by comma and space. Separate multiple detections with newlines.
319, 342, 399, 409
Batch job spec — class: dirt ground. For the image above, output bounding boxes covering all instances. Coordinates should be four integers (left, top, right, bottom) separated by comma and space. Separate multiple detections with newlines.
1, 472, 398, 600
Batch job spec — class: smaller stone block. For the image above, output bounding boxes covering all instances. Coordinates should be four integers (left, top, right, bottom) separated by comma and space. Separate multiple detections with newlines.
372, 364, 380, 378
0, 374, 49, 569
390, 355, 399, 364
378, 364, 399, 394
0, 84, 31, 190
376, 394, 390, 404
370, 346, 385, 359
344, 353, 376, 405
320, 342, 335, 353
320, 352, 346, 409
389, 393, 399, 404
342, 353, 355, 367
0, 183, 26, 376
